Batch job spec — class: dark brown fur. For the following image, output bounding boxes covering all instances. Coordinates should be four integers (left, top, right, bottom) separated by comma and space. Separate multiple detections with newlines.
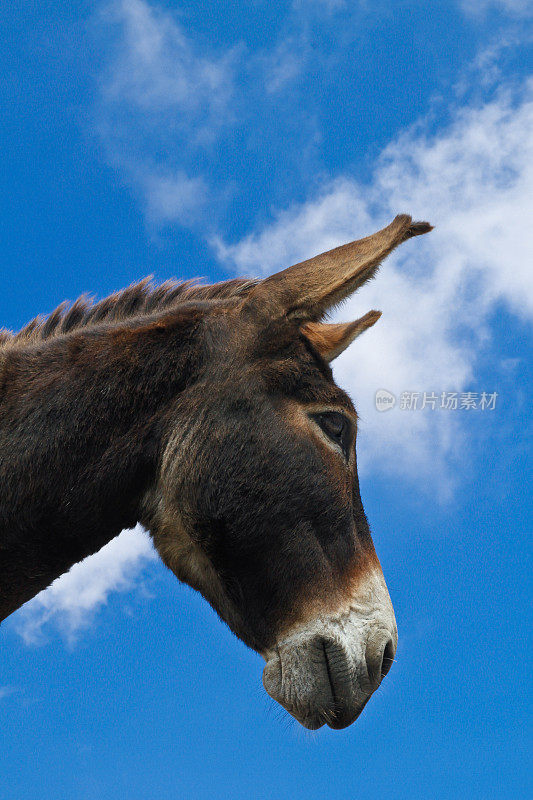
0, 281, 369, 645
0, 215, 431, 667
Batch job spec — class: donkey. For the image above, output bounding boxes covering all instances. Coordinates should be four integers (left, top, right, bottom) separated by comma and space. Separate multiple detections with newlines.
0, 214, 431, 729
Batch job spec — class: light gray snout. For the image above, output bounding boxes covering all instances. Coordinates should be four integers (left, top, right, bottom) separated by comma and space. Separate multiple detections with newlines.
263, 626, 396, 730
262, 569, 398, 731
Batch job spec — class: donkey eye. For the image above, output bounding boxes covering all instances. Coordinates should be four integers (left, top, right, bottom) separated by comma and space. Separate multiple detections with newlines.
311, 411, 354, 459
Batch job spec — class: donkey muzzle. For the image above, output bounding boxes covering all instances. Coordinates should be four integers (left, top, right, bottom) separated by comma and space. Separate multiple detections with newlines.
262, 581, 397, 729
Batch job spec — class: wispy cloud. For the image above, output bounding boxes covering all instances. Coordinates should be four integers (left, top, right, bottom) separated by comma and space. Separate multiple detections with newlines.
260, 36, 306, 95
95, 0, 238, 227
15, 525, 157, 645
94, 0, 355, 227
215, 81, 533, 484
460, 0, 533, 17
101, 0, 235, 117
143, 171, 208, 225
292, 0, 348, 11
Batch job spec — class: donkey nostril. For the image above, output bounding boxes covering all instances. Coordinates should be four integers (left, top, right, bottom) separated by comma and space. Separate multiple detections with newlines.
366, 637, 396, 688
380, 639, 395, 678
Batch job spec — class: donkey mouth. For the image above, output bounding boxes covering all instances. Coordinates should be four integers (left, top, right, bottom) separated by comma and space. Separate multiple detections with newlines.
262, 615, 397, 730
263, 634, 373, 730
299, 695, 371, 731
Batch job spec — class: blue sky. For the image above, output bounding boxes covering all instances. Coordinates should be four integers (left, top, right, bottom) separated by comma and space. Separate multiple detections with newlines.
1, 1, 532, 798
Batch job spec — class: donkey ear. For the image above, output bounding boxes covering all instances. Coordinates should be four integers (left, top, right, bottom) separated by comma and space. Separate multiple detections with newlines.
243, 214, 432, 322
302, 311, 381, 362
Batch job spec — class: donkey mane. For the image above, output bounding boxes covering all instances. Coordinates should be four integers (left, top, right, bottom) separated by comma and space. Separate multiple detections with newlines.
0, 276, 259, 350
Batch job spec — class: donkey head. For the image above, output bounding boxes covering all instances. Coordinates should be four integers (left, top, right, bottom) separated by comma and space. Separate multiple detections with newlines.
148, 215, 432, 729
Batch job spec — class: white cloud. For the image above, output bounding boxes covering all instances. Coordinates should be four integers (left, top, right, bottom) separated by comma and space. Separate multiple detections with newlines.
293, 0, 348, 10
262, 37, 305, 95
96, 0, 237, 226
143, 171, 208, 225
101, 0, 235, 119
95, 0, 356, 225
454, 34, 528, 97
215, 81, 533, 484
461, 0, 533, 16
16, 525, 157, 645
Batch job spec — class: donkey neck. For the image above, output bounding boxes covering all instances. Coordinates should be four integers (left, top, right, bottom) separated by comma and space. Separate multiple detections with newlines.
0, 307, 204, 621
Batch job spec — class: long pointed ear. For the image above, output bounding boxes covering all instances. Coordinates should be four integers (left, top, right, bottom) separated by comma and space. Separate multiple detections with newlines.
243, 214, 432, 322
302, 311, 381, 362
